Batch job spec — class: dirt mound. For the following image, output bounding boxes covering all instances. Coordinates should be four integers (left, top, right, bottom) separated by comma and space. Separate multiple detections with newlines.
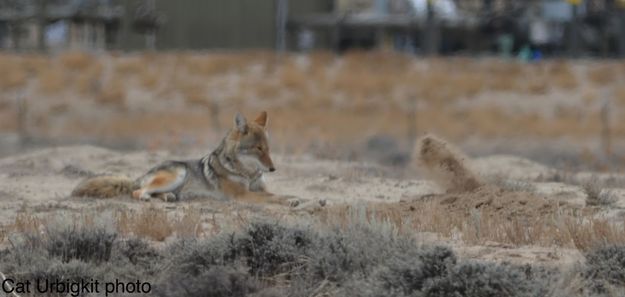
412, 136, 581, 220
428, 186, 571, 220
414, 135, 481, 193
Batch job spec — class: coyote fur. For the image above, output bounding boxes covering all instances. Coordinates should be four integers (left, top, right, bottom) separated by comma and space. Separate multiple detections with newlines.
72, 111, 286, 204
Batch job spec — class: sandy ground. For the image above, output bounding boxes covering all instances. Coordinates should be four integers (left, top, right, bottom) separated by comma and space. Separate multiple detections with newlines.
2, 145, 625, 269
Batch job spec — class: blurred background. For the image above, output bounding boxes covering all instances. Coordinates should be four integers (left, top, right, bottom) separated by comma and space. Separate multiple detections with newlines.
1, 0, 625, 172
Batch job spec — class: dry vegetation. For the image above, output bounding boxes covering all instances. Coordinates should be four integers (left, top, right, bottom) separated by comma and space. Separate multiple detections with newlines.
4, 190, 624, 255
1, 210, 624, 297
314, 201, 625, 252
392, 135, 625, 251
1, 51, 624, 159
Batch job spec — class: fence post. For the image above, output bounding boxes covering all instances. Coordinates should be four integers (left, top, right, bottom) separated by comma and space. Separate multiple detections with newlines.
617, 0, 625, 57
601, 99, 612, 158
276, 0, 289, 53
407, 95, 418, 149
16, 92, 28, 148
569, 1, 581, 57
36, 0, 47, 52
423, 0, 438, 56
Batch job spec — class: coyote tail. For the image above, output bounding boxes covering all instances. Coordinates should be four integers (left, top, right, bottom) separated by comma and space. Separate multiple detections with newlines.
71, 175, 137, 198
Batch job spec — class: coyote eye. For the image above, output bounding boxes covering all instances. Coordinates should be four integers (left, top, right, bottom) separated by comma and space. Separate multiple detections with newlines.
256, 146, 262, 151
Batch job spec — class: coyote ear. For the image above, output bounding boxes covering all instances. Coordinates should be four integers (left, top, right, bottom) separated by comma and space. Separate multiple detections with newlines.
234, 112, 248, 133
254, 111, 268, 128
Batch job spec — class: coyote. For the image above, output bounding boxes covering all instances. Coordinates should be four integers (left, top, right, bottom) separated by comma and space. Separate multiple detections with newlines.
72, 111, 288, 204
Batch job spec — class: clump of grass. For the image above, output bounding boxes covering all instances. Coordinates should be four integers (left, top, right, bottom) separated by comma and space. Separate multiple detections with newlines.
174, 208, 203, 238
563, 218, 625, 252
117, 207, 173, 241
583, 176, 617, 207
115, 207, 203, 242
12, 211, 42, 234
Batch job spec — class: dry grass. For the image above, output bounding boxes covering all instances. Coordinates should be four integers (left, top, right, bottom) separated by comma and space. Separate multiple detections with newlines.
116, 207, 173, 241
0, 206, 204, 244
140, 70, 160, 89
317, 202, 625, 252
59, 51, 94, 71
563, 217, 625, 251
116, 206, 204, 241
173, 207, 203, 238
179, 81, 207, 106
37, 68, 67, 93
114, 56, 145, 77
182, 53, 263, 77
0, 55, 28, 89
279, 61, 308, 91
1, 198, 622, 254
3, 51, 625, 162
587, 64, 617, 87
12, 210, 42, 234
550, 61, 578, 89
76, 62, 104, 94
97, 77, 126, 106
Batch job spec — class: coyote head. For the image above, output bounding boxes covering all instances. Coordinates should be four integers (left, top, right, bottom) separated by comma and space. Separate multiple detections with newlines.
230, 111, 276, 173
